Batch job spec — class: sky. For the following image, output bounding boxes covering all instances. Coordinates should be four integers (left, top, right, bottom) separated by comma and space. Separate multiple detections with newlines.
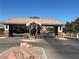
0, 0, 79, 23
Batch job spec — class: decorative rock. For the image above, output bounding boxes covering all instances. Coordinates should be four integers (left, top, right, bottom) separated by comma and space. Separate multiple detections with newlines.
0, 47, 45, 59
7, 51, 16, 59
20, 42, 32, 48
7, 47, 34, 59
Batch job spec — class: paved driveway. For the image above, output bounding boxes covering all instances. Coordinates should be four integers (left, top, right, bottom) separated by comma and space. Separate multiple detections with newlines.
0, 36, 79, 59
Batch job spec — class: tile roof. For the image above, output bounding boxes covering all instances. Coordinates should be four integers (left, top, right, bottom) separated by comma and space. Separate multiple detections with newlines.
4, 18, 64, 25
0, 24, 4, 27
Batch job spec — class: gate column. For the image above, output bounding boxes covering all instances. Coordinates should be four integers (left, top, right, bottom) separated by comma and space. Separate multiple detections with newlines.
9, 24, 13, 37
4, 25, 9, 37
54, 26, 58, 36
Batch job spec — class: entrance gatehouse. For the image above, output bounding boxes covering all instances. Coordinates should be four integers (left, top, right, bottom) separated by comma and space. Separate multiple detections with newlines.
1, 18, 64, 37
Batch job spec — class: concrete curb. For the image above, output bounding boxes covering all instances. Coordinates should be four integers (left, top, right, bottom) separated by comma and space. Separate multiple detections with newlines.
41, 48, 48, 59
66, 37, 79, 39
55, 37, 68, 40
21, 39, 43, 42
0, 37, 6, 39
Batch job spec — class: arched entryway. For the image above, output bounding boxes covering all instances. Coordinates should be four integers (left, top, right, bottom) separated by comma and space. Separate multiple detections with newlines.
26, 21, 42, 37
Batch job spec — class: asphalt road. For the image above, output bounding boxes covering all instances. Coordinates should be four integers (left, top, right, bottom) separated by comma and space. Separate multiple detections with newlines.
0, 36, 79, 59
43, 35, 79, 59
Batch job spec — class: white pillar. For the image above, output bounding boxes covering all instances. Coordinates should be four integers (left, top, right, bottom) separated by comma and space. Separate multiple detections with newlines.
77, 33, 79, 38
4, 25, 9, 37
4, 25, 9, 30
58, 26, 64, 38
58, 26, 63, 32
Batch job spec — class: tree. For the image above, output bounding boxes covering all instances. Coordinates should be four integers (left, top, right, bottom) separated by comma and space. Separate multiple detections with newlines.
74, 17, 79, 33
75, 17, 79, 24
65, 22, 73, 33
64, 17, 79, 33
